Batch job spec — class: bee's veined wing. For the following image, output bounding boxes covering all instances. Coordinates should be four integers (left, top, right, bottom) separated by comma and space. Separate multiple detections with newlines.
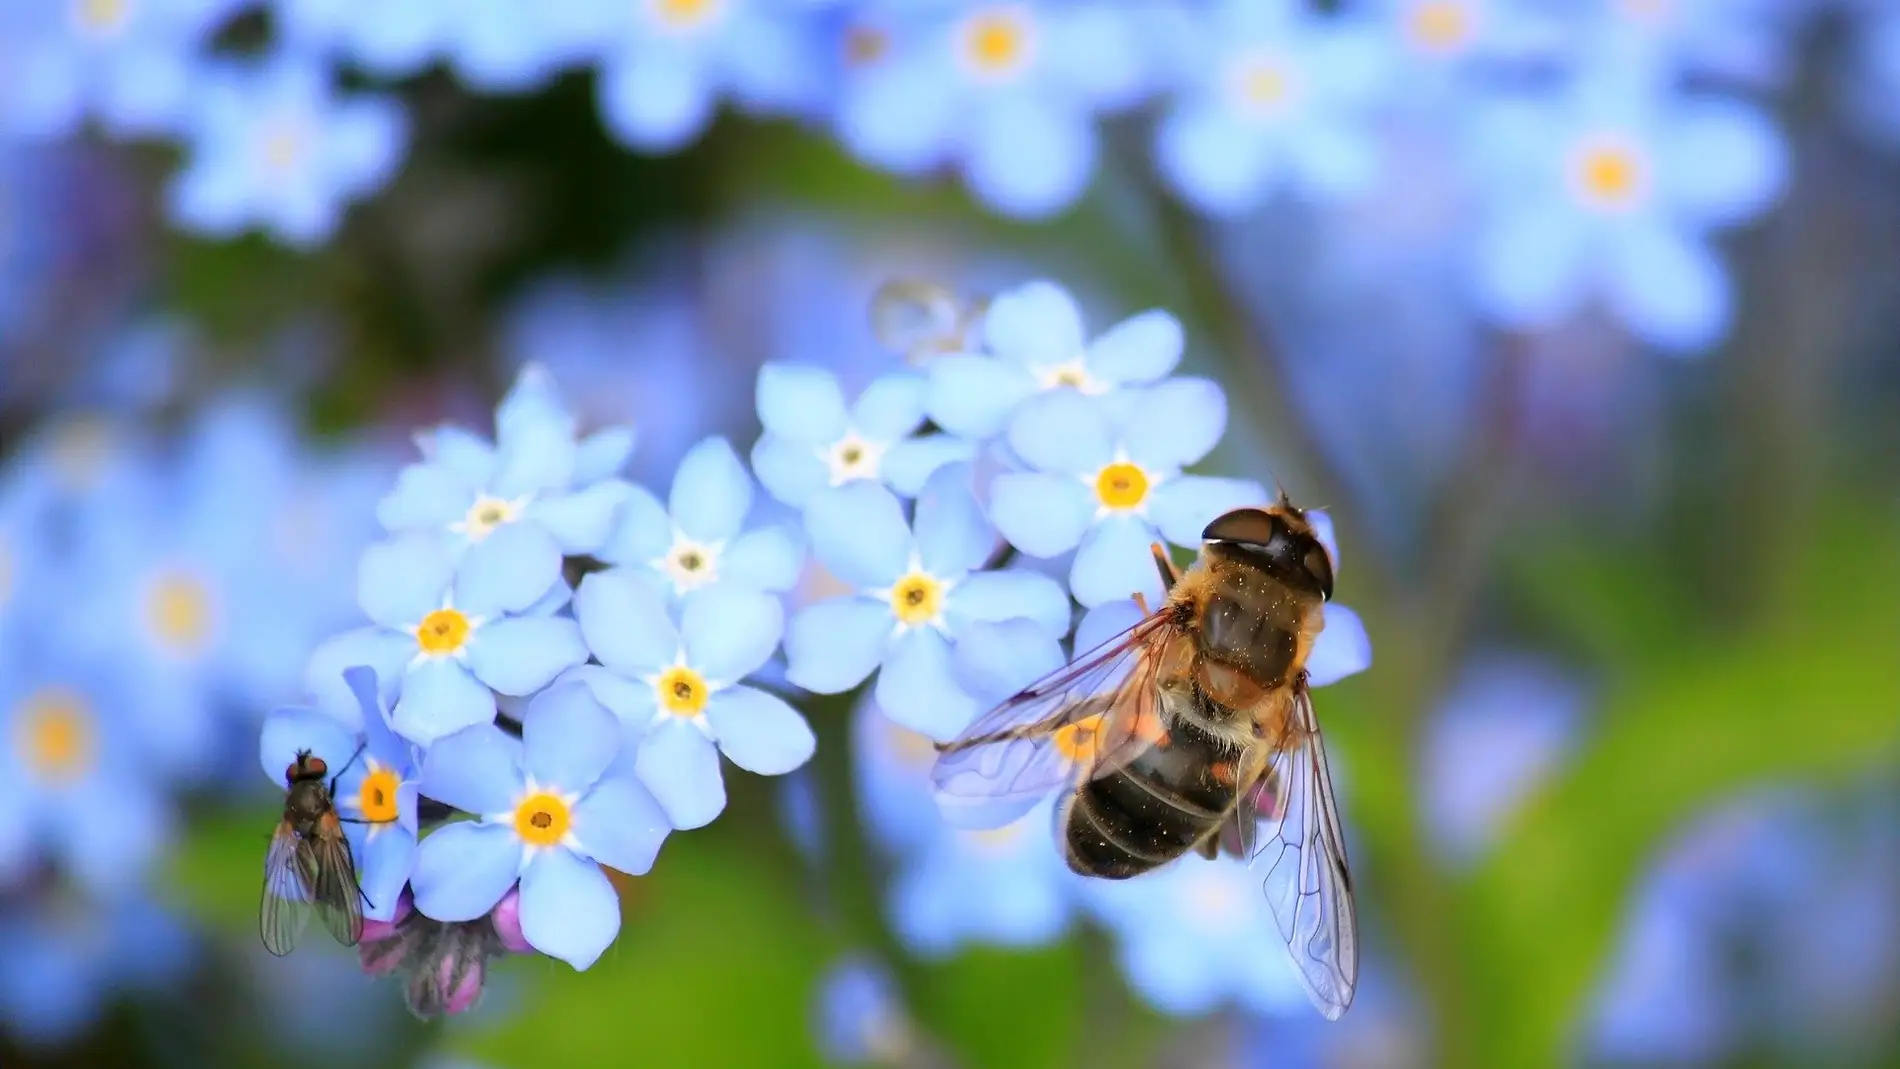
931, 609, 1181, 830
1248, 681, 1359, 1020
310, 812, 366, 948
260, 822, 316, 957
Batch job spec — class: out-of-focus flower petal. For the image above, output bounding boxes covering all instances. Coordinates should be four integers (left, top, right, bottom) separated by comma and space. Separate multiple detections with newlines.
786, 598, 893, 694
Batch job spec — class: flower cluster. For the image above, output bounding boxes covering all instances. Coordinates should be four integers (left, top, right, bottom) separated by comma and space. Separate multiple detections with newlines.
1, 0, 1830, 353
259, 275, 1371, 1017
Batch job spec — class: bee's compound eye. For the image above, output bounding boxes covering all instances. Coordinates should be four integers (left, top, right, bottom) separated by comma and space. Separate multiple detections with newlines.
1202, 507, 1278, 546
1302, 544, 1336, 601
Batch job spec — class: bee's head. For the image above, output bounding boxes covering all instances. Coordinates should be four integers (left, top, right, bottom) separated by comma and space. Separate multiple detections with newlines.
1201, 505, 1335, 600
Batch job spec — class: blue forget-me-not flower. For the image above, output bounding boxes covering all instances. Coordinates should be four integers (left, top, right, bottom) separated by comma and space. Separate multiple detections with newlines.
308, 525, 587, 746
0, 892, 194, 1050
599, 435, 802, 600
166, 56, 408, 247
259, 666, 420, 923
410, 683, 671, 970
752, 364, 972, 510
924, 279, 1183, 441
785, 468, 1071, 740
567, 574, 817, 830
0, 0, 239, 139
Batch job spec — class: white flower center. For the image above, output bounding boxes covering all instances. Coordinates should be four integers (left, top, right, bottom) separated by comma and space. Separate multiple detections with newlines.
457, 494, 526, 542
658, 534, 723, 595
643, 0, 726, 34
1033, 357, 1108, 395
823, 432, 888, 486
1227, 50, 1301, 121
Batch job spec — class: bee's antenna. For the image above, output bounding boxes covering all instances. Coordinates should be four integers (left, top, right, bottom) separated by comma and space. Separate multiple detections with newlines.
1271, 474, 1293, 509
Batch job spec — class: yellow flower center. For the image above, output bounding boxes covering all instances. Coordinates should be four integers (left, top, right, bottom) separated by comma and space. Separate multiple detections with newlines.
513, 792, 572, 847
1573, 138, 1647, 211
964, 821, 1028, 857
1052, 713, 1104, 766
357, 766, 401, 823
462, 495, 519, 541
1093, 462, 1150, 511
145, 570, 214, 657
648, 0, 722, 31
1231, 54, 1296, 118
74, 0, 130, 33
889, 573, 943, 627
260, 125, 305, 173
415, 608, 472, 655
844, 23, 889, 67
1407, 1, 1472, 52
656, 666, 710, 717
15, 688, 94, 786
663, 539, 720, 593
826, 432, 885, 485
958, 7, 1033, 80
885, 721, 939, 769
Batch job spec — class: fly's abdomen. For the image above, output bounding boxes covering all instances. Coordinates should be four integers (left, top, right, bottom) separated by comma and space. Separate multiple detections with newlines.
1060, 710, 1240, 879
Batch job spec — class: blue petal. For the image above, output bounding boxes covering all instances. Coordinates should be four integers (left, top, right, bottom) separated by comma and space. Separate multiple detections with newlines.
681, 585, 783, 683
952, 619, 1067, 706
258, 707, 356, 786
572, 775, 670, 875
392, 658, 498, 747
750, 434, 830, 509
1076, 597, 1151, 656
924, 355, 1038, 440
598, 482, 671, 567
983, 280, 1086, 368
1603, 224, 1730, 354
529, 481, 632, 555
670, 437, 752, 543
1087, 309, 1183, 386
455, 521, 564, 619
377, 463, 473, 533
756, 363, 848, 445
305, 627, 415, 718
1007, 391, 1113, 475
599, 46, 713, 152
944, 570, 1072, 638
705, 685, 815, 775
417, 424, 496, 487
912, 464, 993, 578
558, 664, 659, 734
358, 826, 417, 923
965, 97, 1096, 219
1122, 378, 1228, 471
63, 780, 170, 898
1307, 603, 1372, 687
465, 615, 588, 696
803, 482, 911, 590
498, 364, 576, 443
785, 598, 893, 694
358, 534, 453, 629
411, 822, 521, 922
1155, 102, 1272, 216
573, 425, 638, 485
1472, 205, 1592, 327
1070, 515, 1162, 608
884, 434, 978, 497
419, 723, 522, 814
850, 374, 928, 442
339, 665, 403, 769
520, 848, 619, 970
875, 628, 979, 742
990, 473, 1094, 557
523, 681, 621, 792
1147, 476, 1268, 549
635, 718, 726, 829
722, 526, 804, 593
1657, 97, 1786, 229
574, 570, 679, 676
491, 381, 578, 498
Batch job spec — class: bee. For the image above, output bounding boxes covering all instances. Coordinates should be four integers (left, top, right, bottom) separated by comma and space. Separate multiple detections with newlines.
261, 747, 369, 956
932, 495, 1358, 1019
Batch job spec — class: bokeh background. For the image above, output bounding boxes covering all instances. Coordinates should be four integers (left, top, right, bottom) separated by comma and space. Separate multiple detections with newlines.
2, 0, 1898, 1067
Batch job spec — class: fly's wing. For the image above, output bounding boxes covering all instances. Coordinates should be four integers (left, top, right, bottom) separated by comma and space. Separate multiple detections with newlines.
1250, 682, 1358, 1020
310, 812, 367, 947
260, 822, 316, 957
931, 610, 1182, 830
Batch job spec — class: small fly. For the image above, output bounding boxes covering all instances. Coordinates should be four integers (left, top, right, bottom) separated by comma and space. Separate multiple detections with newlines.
260, 746, 369, 956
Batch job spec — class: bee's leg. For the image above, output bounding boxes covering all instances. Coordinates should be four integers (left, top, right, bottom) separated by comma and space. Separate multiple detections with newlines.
328, 741, 369, 794
1148, 542, 1180, 593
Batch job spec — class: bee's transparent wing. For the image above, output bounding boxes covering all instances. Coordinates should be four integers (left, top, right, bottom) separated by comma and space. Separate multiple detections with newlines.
1250, 682, 1359, 1020
260, 822, 315, 957
310, 813, 366, 947
931, 611, 1180, 830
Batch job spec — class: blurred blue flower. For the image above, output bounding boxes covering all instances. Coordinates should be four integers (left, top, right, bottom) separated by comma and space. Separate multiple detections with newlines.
593, 0, 818, 153
1152, 0, 1391, 216
814, 956, 913, 1065
1463, 68, 1786, 353
925, 279, 1184, 441
785, 469, 1071, 740
1582, 0, 1809, 90
0, 656, 174, 896
0, 0, 238, 139
259, 666, 419, 923
567, 573, 814, 830
274, 0, 603, 92
410, 683, 671, 970
380, 364, 634, 564
989, 385, 1264, 608
309, 527, 587, 746
598, 436, 802, 600
1085, 853, 1310, 1016
0, 892, 194, 1050
166, 56, 408, 247
1840, 0, 1900, 151
752, 364, 972, 509
831, 2, 1152, 217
